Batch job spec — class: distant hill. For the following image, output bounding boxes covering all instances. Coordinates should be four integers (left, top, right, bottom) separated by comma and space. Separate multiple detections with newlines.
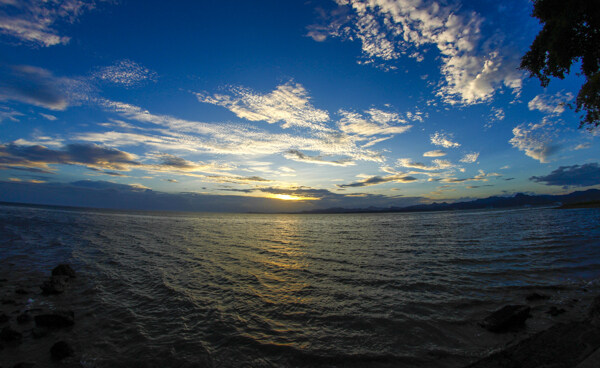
299, 189, 600, 214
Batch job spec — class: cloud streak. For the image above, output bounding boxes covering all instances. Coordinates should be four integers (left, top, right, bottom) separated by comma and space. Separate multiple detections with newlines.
337, 173, 417, 188
197, 82, 330, 130
0, 0, 99, 47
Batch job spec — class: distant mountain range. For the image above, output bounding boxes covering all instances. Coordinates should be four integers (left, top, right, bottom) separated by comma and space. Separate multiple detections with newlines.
299, 189, 600, 214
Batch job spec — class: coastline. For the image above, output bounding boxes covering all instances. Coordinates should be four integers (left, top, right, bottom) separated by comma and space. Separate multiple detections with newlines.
3, 262, 600, 367
465, 295, 600, 367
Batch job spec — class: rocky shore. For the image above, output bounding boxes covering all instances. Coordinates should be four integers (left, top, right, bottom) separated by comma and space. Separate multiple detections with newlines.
1, 264, 80, 368
466, 294, 600, 367
2, 262, 600, 368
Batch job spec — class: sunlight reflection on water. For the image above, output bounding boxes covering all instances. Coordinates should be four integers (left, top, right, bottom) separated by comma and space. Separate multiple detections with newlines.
1, 205, 599, 367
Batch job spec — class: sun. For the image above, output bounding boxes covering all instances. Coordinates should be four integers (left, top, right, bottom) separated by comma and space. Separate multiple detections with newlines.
272, 194, 319, 201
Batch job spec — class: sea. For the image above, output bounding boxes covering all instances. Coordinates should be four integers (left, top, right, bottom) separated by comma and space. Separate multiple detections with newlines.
1, 203, 600, 367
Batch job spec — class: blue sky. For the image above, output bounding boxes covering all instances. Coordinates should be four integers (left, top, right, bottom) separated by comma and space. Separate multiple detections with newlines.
0, 0, 598, 212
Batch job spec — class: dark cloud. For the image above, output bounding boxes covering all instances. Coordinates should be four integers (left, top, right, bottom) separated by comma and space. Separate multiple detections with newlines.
258, 186, 338, 199
206, 175, 268, 183
337, 175, 417, 188
0, 180, 426, 213
284, 149, 354, 166
221, 188, 255, 193
103, 171, 128, 177
0, 65, 68, 110
0, 165, 54, 174
0, 143, 140, 171
530, 163, 600, 188
158, 154, 196, 169
70, 180, 147, 191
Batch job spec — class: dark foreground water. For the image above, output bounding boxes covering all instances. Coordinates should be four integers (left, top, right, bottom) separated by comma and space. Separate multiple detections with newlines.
1, 204, 600, 367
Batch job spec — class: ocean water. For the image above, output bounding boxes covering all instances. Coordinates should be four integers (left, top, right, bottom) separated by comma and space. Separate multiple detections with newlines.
1, 204, 600, 367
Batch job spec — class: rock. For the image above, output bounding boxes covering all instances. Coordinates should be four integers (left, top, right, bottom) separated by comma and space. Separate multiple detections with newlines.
480, 305, 531, 333
12, 363, 35, 368
1, 299, 16, 305
0, 326, 23, 343
31, 327, 48, 339
50, 341, 73, 360
15, 288, 28, 295
525, 292, 549, 302
40, 275, 70, 295
51, 264, 76, 278
466, 321, 600, 368
588, 295, 600, 326
34, 311, 74, 329
0, 313, 9, 324
17, 312, 32, 324
546, 306, 566, 316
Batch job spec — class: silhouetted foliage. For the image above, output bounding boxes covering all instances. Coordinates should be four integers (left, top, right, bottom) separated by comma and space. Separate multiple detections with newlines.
520, 0, 600, 128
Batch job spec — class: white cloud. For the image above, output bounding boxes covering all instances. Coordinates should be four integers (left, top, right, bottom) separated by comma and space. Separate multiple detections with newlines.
196, 82, 330, 131
509, 118, 560, 163
90, 99, 385, 164
574, 143, 590, 150
317, 0, 522, 104
0, 0, 98, 47
396, 158, 454, 171
337, 109, 411, 137
284, 149, 356, 167
430, 132, 460, 148
365, 108, 407, 125
460, 152, 479, 163
0, 107, 23, 122
423, 150, 446, 157
39, 113, 57, 121
95, 60, 157, 88
528, 92, 574, 115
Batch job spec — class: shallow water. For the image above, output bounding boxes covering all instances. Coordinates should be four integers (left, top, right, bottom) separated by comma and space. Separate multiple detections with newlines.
1, 204, 600, 367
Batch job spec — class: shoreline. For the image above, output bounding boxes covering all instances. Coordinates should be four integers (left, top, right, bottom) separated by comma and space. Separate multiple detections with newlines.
466, 294, 600, 367
2, 263, 600, 367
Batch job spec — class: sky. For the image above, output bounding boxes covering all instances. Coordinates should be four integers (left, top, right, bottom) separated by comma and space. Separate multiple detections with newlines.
0, 0, 599, 212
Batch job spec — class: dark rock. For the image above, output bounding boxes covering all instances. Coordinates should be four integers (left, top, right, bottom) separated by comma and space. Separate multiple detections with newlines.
34, 311, 74, 329
17, 312, 32, 324
480, 305, 531, 333
51, 264, 76, 278
40, 275, 70, 295
15, 288, 28, 295
31, 327, 48, 339
13, 363, 35, 368
0, 326, 23, 343
546, 306, 566, 316
525, 292, 549, 302
1, 299, 16, 305
50, 340, 73, 360
588, 295, 600, 325
0, 313, 9, 324
466, 321, 600, 368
